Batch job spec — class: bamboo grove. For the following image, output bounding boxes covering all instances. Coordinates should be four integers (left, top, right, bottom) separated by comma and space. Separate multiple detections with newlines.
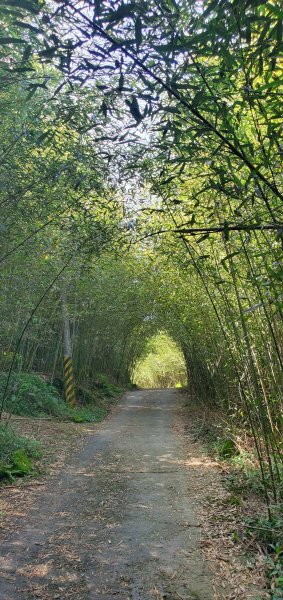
0, 0, 282, 506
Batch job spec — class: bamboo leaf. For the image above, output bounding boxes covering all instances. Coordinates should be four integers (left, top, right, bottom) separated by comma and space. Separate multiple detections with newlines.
197, 233, 210, 243
276, 19, 282, 44
223, 221, 229, 241
0, 36, 25, 44
0, 0, 40, 13
221, 251, 241, 269
135, 17, 142, 48
13, 20, 43, 34
118, 73, 124, 91
107, 3, 135, 23
266, 3, 283, 19
21, 44, 32, 61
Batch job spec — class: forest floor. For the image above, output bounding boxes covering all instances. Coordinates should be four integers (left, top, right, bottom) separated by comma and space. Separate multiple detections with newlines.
0, 390, 269, 600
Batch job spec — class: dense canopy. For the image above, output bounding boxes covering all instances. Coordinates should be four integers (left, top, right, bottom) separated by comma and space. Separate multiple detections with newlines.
0, 0, 282, 508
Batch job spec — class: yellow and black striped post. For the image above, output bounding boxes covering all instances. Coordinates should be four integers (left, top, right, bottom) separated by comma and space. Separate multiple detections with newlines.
63, 354, 76, 407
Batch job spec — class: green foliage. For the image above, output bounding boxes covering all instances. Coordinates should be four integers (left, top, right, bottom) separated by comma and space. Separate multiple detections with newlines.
65, 374, 123, 422
133, 332, 187, 389
246, 507, 283, 549
213, 437, 239, 459
226, 457, 283, 501
68, 407, 107, 423
0, 423, 41, 481
93, 374, 123, 398
12, 448, 32, 473
0, 372, 64, 417
245, 505, 283, 599
0, 371, 123, 424
0, 5, 282, 596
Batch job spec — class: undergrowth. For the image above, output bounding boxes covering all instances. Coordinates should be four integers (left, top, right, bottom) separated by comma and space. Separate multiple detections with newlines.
183, 393, 283, 599
0, 372, 123, 422
0, 423, 42, 482
0, 372, 64, 417
244, 505, 283, 600
68, 406, 107, 423
213, 442, 283, 599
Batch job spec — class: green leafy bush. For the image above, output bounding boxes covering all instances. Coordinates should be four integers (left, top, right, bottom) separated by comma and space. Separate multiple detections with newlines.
245, 507, 283, 600
0, 372, 63, 417
212, 436, 239, 459
246, 506, 283, 549
0, 423, 41, 482
93, 373, 122, 398
0, 372, 122, 423
226, 459, 283, 500
12, 449, 32, 474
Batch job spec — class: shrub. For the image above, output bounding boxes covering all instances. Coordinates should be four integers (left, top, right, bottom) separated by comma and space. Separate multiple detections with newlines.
0, 423, 41, 481
245, 506, 283, 600
212, 436, 239, 459
0, 372, 62, 417
93, 373, 122, 398
0, 371, 123, 423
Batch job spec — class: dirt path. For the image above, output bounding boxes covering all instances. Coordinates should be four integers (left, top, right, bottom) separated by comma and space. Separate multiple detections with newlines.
0, 390, 214, 599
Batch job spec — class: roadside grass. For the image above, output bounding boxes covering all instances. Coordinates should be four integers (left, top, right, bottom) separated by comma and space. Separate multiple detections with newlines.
68, 406, 107, 423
